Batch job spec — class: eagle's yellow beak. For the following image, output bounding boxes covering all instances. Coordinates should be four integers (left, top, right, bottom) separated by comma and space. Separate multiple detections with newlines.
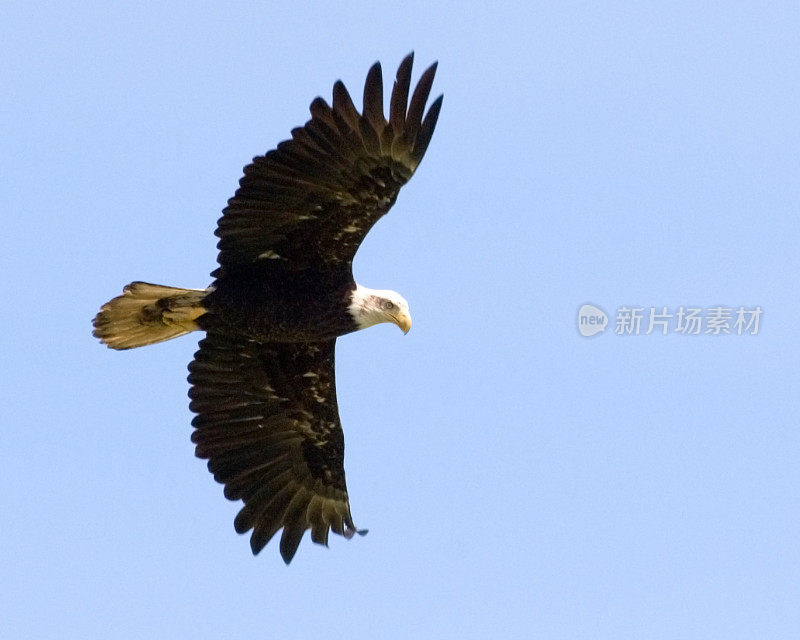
392, 311, 412, 335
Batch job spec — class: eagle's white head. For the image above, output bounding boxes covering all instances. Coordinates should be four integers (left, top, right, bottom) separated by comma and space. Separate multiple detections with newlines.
348, 284, 412, 334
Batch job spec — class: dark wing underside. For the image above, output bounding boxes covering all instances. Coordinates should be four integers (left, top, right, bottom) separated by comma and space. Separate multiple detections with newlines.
214, 52, 442, 275
188, 333, 362, 563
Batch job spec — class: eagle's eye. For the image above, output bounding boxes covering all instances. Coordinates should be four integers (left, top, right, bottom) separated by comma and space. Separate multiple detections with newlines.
383, 300, 395, 311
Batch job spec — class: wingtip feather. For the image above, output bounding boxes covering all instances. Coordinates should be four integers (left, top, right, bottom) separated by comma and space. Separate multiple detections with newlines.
389, 53, 415, 130
406, 61, 439, 138
363, 61, 385, 130
332, 80, 360, 129
413, 93, 443, 161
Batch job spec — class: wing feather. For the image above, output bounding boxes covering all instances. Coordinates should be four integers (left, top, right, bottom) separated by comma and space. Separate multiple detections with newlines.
213, 53, 443, 274
279, 489, 314, 561
362, 62, 385, 134
332, 80, 361, 130
389, 52, 414, 132
406, 61, 438, 141
414, 94, 444, 163
188, 332, 358, 563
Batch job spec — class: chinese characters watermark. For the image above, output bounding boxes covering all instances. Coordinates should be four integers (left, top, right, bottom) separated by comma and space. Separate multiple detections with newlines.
578, 304, 762, 337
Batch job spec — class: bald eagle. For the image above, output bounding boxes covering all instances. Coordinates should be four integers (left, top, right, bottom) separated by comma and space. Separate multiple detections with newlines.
92, 54, 442, 564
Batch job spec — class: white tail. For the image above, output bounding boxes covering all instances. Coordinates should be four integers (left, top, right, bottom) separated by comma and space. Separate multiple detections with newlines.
93, 282, 207, 350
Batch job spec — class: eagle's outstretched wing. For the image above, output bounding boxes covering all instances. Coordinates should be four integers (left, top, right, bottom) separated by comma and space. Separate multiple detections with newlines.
188, 333, 362, 563
213, 52, 442, 275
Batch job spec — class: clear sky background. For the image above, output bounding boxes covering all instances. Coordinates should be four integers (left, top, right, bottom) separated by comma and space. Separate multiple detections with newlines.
2, 2, 799, 638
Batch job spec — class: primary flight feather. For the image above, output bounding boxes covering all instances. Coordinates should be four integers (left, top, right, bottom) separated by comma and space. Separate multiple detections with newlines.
92, 53, 442, 564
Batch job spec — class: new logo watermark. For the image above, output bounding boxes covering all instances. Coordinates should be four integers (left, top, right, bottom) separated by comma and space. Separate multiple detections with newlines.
577, 304, 762, 337
577, 304, 608, 337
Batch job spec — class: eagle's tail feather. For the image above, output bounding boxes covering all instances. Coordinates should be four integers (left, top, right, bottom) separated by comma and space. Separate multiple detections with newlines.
93, 282, 207, 350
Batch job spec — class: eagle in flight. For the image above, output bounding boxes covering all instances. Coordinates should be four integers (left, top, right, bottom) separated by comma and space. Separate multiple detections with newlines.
92, 54, 442, 564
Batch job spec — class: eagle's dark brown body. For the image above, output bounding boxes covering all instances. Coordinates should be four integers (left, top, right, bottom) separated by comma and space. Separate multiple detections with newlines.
200, 265, 359, 342
93, 53, 442, 563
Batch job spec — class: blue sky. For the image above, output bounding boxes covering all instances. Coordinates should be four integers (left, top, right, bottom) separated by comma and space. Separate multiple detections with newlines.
2, 2, 799, 638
